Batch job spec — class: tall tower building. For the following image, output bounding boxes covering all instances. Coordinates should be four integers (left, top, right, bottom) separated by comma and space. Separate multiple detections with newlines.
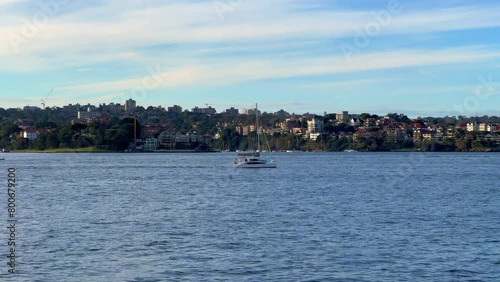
125, 99, 137, 111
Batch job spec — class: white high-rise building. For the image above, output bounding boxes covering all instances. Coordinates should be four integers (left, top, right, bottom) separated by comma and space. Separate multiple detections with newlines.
307, 118, 324, 134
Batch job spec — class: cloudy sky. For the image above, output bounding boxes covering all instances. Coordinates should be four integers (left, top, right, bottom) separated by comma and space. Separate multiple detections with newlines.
0, 0, 499, 116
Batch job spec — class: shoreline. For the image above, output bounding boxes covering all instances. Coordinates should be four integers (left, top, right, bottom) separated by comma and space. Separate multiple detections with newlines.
5, 150, 498, 153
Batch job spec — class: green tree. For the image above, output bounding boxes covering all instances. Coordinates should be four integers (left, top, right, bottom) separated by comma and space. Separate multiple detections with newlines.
0, 121, 21, 138
417, 140, 432, 151
106, 123, 134, 150
34, 121, 57, 129
368, 139, 379, 151
30, 133, 47, 150
358, 113, 372, 120
471, 140, 485, 151
456, 139, 471, 151
12, 138, 29, 150
57, 125, 74, 148
45, 131, 60, 149
0, 137, 10, 149
74, 135, 94, 148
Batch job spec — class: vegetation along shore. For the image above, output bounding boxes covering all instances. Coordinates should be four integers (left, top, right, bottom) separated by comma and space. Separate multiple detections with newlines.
1, 101, 499, 153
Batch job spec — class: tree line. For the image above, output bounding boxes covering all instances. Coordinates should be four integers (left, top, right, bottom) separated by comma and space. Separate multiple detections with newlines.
1, 107, 499, 152
1, 117, 139, 151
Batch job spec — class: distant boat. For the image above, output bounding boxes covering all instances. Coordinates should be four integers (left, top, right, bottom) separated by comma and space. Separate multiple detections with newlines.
234, 152, 277, 168
235, 103, 276, 168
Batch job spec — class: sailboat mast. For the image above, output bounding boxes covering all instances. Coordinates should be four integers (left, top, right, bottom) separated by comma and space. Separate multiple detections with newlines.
256, 103, 260, 152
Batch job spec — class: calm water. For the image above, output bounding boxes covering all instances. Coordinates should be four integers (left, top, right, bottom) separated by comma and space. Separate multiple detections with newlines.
1, 152, 499, 281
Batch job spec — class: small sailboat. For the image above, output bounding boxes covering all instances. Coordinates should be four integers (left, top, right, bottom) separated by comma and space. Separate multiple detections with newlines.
235, 103, 277, 168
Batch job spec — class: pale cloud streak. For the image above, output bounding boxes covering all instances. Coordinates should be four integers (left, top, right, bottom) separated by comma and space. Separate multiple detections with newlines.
60, 67, 199, 92
1, 1, 500, 60
59, 46, 500, 94
298, 79, 396, 89
0, 0, 22, 5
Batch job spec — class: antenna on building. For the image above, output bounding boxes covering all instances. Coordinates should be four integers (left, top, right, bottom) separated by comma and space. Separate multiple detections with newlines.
41, 88, 53, 109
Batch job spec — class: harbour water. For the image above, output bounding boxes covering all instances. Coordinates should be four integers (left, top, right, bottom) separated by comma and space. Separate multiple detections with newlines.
1, 152, 499, 281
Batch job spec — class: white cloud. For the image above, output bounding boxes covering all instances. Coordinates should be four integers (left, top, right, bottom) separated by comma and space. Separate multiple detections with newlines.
0, 0, 22, 5
298, 79, 395, 89
1, 1, 500, 62
58, 46, 500, 94
61, 67, 199, 92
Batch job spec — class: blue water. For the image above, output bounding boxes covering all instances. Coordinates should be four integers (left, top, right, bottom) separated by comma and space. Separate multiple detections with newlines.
1, 152, 499, 281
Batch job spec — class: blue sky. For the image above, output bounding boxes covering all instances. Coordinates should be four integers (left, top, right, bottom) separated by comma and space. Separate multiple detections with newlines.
0, 0, 499, 117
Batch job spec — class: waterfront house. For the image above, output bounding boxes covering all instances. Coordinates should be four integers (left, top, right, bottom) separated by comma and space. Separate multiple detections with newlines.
349, 118, 362, 127
309, 132, 321, 141
467, 122, 478, 132
22, 129, 48, 140
413, 128, 432, 142
456, 123, 468, 132
143, 138, 159, 151
478, 123, 492, 132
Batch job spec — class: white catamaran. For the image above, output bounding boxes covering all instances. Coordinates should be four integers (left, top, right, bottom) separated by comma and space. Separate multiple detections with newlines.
234, 104, 277, 168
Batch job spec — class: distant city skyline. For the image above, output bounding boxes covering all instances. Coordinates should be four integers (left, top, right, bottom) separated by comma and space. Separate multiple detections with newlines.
1, 0, 499, 117
17, 99, 500, 120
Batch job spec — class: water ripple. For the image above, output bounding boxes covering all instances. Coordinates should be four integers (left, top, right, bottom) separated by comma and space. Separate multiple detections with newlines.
3, 152, 499, 281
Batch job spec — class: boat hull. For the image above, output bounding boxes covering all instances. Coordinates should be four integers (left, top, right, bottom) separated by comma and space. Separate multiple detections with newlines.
235, 163, 277, 168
